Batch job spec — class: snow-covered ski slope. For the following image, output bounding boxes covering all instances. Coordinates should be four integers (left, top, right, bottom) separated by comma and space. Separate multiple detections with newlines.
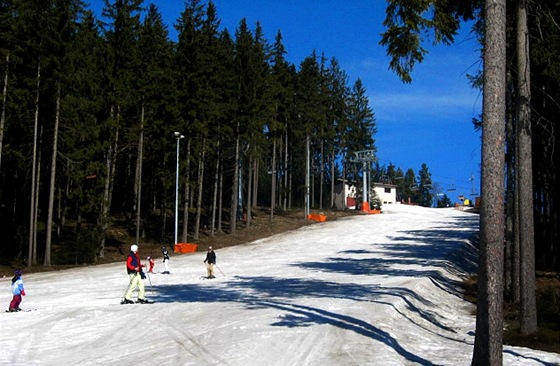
2, 204, 559, 365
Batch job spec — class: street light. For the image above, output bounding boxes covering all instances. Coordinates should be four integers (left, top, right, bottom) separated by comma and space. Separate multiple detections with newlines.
174, 132, 184, 248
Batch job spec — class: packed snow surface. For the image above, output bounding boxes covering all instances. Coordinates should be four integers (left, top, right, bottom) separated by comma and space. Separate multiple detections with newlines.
2, 204, 559, 365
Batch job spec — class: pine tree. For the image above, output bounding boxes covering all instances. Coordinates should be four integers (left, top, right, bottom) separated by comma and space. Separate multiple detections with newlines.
41, 0, 86, 265
193, 1, 227, 240
10, 0, 67, 265
530, 0, 559, 274
136, 3, 175, 245
62, 10, 106, 241
417, 163, 433, 207
472, 0, 507, 363
210, 28, 236, 234
0, 0, 17, 173
295, 54, 324, 207
345, 79, 376, 157
175, 0, 205, 241
98, 0, 143, 258
324, 57, 349, 208
268, 30, 291, 219
515, 0, 537, 336
379, 1, 508, 362
270, 30, 297, 211
403, 168, 417, 204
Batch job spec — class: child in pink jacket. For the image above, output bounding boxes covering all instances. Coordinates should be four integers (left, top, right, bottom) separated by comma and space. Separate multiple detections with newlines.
8, 269, 26, 312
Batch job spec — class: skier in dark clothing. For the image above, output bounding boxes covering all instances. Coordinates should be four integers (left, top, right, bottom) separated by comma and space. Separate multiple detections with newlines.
162, 246, 170, 274
121, 244, 151, 304
203, 246, 217, 278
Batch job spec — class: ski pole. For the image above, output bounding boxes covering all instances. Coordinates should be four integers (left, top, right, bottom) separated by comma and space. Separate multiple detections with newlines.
215, 264, 225, 277
145, 271, 153, 298
146, 271, 152, 286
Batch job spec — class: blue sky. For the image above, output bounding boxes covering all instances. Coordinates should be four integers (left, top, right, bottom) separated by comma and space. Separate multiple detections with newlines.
88, 0, 482, 201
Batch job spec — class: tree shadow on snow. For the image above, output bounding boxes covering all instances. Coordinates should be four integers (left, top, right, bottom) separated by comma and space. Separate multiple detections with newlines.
149, 275, 458, 365
145, 216, 480, 365
264, 300, 442, 366
297, 225, 479, 301
503, 349, 558, 366
263, 301, 446, 365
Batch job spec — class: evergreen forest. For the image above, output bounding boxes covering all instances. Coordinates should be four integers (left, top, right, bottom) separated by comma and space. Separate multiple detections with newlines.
1, 0, 559, 361
0, 0, 557, 280
0, 0, 396, 266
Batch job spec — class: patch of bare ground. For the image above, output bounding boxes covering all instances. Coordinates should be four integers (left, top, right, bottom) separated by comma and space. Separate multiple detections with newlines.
461, 273, 560, 354
0, 208, 359, 277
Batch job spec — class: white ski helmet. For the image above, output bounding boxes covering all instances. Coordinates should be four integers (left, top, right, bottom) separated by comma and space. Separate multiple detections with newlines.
131, 244, 138, 252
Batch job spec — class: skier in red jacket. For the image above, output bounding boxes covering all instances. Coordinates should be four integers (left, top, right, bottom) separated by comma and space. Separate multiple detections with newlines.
121, 244, 151, 304
147, 256, 155, 273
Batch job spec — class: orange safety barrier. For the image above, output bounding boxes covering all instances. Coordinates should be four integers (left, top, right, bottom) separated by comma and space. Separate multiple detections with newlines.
307, 214, 327, 222
360, 201, 381, 214
174, 243, 198, 253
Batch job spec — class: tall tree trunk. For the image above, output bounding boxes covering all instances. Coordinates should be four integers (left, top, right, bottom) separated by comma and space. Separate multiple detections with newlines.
252, 158, 258, 209
194, 139, 205, 241
283, 127, 289, 211
57, 184, 62, 238
289, 152, 293, 210
331, 150, 335, 208
270, 138, 276, 221
230, 126, 240, 234
218, 157, 223, 233
211, 140, 220, 236
28, 63, 41, 267
319, 139, 324, 210
44, 86, 61, 265
60, 166, 69, 234
471, 0, 506, 364
513, 150, 521, 302
33, 127, 42, 264
99, 106, 120, 259
135, 101, 145, 244
516, 0, 537, 335
181, 139, 191, 243
305, 134, 310, 218
504, 67, 516, 302
161, 189, 167, 244
246, 156, 253, 227
278, 135, 283, 211
311, 162, 315, 209
0, 53, 9, 171
158, 155, 166, 243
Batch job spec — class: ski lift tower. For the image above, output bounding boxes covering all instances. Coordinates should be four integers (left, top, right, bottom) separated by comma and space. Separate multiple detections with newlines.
350, 150, 376, 211
470, 173, 478, 196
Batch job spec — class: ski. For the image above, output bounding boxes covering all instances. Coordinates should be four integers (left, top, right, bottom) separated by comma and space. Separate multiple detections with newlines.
136, 299, 154, 304
120, 299, 154, 305
5, 309, 35, 313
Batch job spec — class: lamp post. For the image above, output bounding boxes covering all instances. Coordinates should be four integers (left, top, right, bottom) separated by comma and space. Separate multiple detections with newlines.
305, 134, 310, 219
174, 132, 184, 248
